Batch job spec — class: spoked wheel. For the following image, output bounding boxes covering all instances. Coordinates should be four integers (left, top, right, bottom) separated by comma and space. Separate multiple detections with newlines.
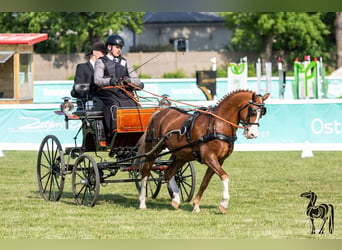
37, 135, 66, 201
133, 162, 163, 199
71, 154, 100, 207
168, 161, 196, 202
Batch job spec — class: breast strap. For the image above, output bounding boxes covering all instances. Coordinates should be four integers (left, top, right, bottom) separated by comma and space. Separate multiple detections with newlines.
198, 132, 237, 144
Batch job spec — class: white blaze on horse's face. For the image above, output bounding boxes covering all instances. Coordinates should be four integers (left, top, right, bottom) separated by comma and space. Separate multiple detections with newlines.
243, 109, 261, 139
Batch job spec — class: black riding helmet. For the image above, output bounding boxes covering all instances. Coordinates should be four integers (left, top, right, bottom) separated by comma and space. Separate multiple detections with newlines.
105, 34, 125, 47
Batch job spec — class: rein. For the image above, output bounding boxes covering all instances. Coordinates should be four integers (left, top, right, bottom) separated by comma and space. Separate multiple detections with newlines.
129, 83, 202, 109
128, 83, 245, 129
182, 107, 244, 129
99, 85, 141, 106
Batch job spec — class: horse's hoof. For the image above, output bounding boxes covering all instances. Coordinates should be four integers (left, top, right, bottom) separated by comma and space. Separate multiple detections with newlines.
139, 204, 147, 210
218, 204, 227, 214
192, 207, 200, 213
171, 200, 179, 210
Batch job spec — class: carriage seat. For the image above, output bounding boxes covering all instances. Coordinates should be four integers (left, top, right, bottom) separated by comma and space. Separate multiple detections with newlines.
71, 82, 104, 118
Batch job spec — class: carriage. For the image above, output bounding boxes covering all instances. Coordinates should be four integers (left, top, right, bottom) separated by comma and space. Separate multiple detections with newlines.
37, 79, 270, 213
36, 83, 196, 207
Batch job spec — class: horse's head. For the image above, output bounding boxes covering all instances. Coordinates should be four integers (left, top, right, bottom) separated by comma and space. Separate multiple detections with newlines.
300, 191, 316, 199
239, 92, 270, 139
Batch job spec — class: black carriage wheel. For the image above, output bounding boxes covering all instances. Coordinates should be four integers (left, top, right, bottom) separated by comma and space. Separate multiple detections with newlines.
71, 154, 100, 207
37, 135, 65, 201
133, 168, 162, 199
168, 161, 196, 202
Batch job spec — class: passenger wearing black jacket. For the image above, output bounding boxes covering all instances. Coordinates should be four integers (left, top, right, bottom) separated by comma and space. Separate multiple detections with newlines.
71, 42, 107, 98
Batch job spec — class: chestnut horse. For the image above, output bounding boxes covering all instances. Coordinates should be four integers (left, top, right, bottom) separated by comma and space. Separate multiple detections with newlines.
138, 89, 270, 213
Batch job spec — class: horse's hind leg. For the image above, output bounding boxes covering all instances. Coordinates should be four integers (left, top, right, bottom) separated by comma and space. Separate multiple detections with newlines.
139, 161, 153, 210
139, 175, 148, 209
165, 158, 187, 210
168, 176, 181, 209
318, 204, 329, 234
319, 218, 327, 234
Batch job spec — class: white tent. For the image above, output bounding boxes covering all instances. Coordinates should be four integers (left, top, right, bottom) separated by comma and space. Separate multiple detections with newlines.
329, 67, 342, 77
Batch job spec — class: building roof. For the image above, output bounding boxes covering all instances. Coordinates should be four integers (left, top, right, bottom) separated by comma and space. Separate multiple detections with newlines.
0, 33, 48, 45
144, 12, 224, 24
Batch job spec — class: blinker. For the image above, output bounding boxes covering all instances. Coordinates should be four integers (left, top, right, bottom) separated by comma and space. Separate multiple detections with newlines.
260, 106, 266, 116
247, 105, 266, 118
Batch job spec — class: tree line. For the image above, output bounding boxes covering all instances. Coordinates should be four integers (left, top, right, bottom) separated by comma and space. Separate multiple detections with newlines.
0, 12, 144, 54
1, 12, 341, 70
221, 12, 342, 70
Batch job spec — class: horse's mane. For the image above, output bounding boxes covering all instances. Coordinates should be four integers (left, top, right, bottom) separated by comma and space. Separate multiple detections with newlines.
216, 89, 254, 106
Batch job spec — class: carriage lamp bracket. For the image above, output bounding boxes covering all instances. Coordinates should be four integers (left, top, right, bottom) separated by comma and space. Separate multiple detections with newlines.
60, 97, 74, 129
60, 97, 74, 114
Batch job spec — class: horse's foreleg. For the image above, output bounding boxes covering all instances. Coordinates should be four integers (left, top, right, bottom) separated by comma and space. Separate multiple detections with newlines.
192, 168, 215, 213
200, 153, 230, 214
139, 163, 151, 210
218, 177, 230, 214
310, 218, 315, 234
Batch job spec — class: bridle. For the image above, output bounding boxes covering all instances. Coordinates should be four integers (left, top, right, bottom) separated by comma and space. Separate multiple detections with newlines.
238, 99, 267, 127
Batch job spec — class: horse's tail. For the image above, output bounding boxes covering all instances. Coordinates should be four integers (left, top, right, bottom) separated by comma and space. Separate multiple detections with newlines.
136, 131, 147, 158
328, 204, 334, 234
135, 109, 160, 169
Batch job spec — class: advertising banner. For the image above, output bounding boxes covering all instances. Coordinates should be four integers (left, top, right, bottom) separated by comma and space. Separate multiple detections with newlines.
0, 101, 341, 151
235, 101, 342, 150
0, 106, 82, 150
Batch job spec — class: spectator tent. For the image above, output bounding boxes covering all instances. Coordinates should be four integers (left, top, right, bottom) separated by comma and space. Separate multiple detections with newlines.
0, 33, 48, 104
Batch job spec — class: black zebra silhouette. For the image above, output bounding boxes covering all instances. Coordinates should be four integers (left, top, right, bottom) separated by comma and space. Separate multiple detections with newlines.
300, 191, 334, 234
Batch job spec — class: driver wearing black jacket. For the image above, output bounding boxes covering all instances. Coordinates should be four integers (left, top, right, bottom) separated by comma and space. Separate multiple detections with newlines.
94, 34, 144, 135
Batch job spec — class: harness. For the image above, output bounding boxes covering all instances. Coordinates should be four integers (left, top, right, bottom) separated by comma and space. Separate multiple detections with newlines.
144, 98, 266, 163
238, 99, 267, 126
181, 107, 237, 162
146, 107, 237, 163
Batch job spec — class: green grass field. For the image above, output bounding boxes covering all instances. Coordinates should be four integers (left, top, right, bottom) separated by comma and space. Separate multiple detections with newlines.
0, 150, 340, 239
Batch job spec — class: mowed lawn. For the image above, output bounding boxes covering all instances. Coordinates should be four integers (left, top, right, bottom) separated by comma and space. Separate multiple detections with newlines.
0, 150, 341, 239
